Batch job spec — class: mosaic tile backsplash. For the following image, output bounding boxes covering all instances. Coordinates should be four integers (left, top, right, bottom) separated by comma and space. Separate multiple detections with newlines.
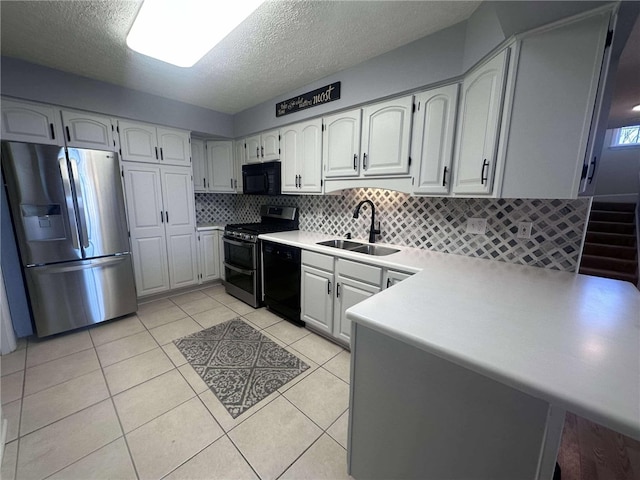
196, 190, 590, 272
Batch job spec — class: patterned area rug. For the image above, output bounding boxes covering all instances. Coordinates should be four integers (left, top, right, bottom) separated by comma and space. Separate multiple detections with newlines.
174, 318, 309, 418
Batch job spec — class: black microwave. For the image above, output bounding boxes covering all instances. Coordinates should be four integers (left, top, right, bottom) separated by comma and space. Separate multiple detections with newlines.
242, 161, 282, 195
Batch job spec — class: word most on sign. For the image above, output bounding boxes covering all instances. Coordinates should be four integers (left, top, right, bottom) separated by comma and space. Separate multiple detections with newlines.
276, 82, 341, 117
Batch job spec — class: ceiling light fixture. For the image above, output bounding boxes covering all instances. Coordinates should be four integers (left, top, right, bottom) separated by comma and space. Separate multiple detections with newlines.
633, 104, 640, 112
126, 0, 263, 68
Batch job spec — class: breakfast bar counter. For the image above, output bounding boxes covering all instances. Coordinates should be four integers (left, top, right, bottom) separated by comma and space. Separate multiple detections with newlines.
260, 230, 639, 479
345, 251, 639, 479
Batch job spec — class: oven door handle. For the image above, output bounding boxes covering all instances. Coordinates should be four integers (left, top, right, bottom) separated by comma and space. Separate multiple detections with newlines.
223, 237, 252, 248
224, 262, 254, 276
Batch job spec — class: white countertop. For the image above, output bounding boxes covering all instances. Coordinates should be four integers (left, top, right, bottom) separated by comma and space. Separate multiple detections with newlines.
260, 230, 640, 440
196, 223, 225, 231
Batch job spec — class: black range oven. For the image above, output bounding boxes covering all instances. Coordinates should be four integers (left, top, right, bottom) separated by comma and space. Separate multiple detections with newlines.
223, 205, 298, 308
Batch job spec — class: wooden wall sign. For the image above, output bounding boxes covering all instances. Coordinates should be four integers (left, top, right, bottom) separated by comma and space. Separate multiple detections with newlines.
276, 82, 341, 117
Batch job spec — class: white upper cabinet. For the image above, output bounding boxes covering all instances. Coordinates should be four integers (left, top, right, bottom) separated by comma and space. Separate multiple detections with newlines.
323, 108, 362, 178
245, 135, 261, 163
499, 12, 612, 199
1, 98, 63, 145
261, 129, 280, 161
234, 139, 246, 192
157, 127, 191, 166
119, 120, 190, 166
60, 110, 115, 150
191, 138, 207, 192
361, 95, 413, 177
411, 85, 458, 195
280, 125, 299, 192
118, 120, 159, 163
411, 84, 459, 195
281, 118, 323, 194
452, 50, 509, 195
206, 140, 235, 193
244, 130, 280, 163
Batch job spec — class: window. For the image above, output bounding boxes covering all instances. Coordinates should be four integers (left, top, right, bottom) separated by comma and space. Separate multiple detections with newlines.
611, 125, 640, 147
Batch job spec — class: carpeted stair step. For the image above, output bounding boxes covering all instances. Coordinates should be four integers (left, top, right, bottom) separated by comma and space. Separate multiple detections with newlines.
589, 210, 635, 223
585, 231, 636, 247
582, 243, 637, 260
591, 202, 636, 212
578, 266, 638, 284
580, 254, 637, 274
587, 221, 635, 235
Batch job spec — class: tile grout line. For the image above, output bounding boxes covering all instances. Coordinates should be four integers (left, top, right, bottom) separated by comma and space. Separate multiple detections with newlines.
161, 307, 265, 480
10, 336, 29, 480
88, 325, 142, 480
12, 290, 350, 480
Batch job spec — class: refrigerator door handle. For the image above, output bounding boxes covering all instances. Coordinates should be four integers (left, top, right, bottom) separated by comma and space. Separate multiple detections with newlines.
33, 255, 129, 274
68, 158, 90, 249
58, 157, 81, 250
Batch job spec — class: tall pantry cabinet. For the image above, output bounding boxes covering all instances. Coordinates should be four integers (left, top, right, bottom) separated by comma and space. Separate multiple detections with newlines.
119, 121, 198, 297
122, 163, 198, 296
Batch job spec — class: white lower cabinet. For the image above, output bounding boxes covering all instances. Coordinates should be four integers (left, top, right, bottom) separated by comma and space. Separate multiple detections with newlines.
122, 163, 198, 297
334, 259, 381, 344
301, 251, 382, 346
383, 269, 414, 289
198, 230, 220, 283
301, 251, 335, 335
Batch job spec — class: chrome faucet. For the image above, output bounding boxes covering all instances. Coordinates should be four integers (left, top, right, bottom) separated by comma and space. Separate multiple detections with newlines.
353, 199, 381, 243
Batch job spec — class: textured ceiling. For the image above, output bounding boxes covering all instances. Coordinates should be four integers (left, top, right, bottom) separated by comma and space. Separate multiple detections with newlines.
0, 0, 481, 114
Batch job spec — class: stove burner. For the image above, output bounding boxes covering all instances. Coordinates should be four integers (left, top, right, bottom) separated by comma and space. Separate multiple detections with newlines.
224, 206, 299, 243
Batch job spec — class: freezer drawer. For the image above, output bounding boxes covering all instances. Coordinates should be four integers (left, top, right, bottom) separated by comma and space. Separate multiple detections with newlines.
25, 255, 137, 337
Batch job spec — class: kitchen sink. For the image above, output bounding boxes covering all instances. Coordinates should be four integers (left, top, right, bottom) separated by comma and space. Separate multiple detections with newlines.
316, 239, 400, 256
349, 245, 400, 256
317, 239, 364, 250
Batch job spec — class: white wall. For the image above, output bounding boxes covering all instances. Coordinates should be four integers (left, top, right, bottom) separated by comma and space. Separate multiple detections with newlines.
594, 129, 640, 197
233, 21, 468, 137
0, 57, 234, 137
233, 0, 609, 138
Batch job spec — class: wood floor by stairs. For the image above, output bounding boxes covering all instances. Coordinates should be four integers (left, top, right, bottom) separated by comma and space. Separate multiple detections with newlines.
579, 202, 639, 285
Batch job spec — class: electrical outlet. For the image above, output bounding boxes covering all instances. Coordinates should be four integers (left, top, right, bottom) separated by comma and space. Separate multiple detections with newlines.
466, 218, 487, 235
517, 222, 533, 239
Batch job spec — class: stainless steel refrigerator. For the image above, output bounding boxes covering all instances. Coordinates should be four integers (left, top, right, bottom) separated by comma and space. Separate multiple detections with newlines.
1, 141, 137, 337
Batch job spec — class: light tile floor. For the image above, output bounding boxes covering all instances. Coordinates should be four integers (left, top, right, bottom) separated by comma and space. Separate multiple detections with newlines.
0, 283, 353, 480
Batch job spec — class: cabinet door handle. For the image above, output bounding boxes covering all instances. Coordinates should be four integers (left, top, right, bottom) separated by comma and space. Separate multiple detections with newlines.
442, 166, 448, 187
256, 147, 259, 158
155, 147, 159, 160
160, 211, 164, 223
327, 281, 331, 295
235, 179, 238, 188
336, 283, 341, 298
49, 123, 56, 140
587, 156, 597, 184
480, 159, 489, 185
231, 178, 234, 189
387, 278, 391, 288
353, 154, 358, 170
65, 126, 71, 143
160, 147, 164, 160
165, 211, 169, 223
261, 146, 264, 158
363, 153, 368, 170
203, 178, 206, 188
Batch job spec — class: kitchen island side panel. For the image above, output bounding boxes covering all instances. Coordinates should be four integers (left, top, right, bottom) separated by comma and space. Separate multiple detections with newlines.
348, 323, 552, 480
